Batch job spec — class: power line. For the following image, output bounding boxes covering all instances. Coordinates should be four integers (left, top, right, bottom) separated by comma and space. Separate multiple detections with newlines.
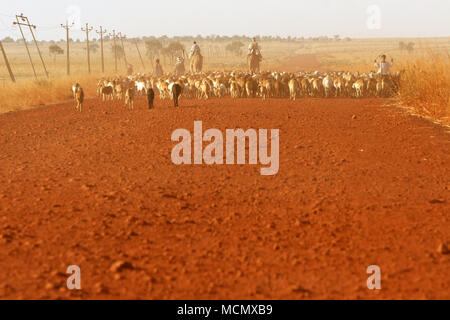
0, 15, 16, 34
38, 25, 61, 30
0, 12, 58, 29
134, 39, 146, 70
0, 15, 8, 28
0, 12, 15, 18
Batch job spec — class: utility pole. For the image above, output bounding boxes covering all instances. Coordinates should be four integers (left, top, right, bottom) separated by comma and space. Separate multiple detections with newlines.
81, 23, 93, 74
24, 15, 49, 78
13, 14, 37, 79
61, 21, 74, 76
109, 30, 118, 73
118, 32, 128, 67
96, 26, 107, 73
0, 40, 15, 82
134, 39, 145, 70
15, 14, 49, 78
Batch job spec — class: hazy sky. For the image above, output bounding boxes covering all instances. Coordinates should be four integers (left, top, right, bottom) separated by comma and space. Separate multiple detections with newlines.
0, 0, 448, 41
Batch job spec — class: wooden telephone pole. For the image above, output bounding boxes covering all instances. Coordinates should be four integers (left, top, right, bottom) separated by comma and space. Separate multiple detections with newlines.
81, 23, 94, 74
13, 14, 37, 79
61, 21, 74, 76
118, 32, 128, 67
14, 14, 49, 78
0, 40, 15, 82
96, 26, 107, 73
109, 30, 118, 73
134, 40, 146, 70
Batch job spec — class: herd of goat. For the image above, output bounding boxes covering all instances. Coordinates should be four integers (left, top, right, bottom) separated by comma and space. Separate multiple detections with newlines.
73, 70, 402, 111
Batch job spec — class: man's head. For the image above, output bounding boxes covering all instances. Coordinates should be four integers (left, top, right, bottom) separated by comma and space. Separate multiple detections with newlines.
253, 37, 257, 42
380, 55, 387, 62
194, 41, 197, 45
156, 59, 160, 64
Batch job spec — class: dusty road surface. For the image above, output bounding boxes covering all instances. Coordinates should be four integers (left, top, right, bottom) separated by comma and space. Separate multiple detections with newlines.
272, 54, 323, 72
0, 96, 449, 300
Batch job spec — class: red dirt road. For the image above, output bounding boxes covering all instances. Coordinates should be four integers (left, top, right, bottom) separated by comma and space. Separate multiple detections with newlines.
271, 54, 322, 72
0, 97, 449, 300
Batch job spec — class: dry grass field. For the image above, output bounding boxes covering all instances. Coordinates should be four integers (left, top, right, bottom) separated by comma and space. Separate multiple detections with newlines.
397, 53, 450, 124
0, 36, 449, 123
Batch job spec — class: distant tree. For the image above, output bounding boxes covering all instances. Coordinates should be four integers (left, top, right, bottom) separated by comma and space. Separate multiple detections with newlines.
225, 41, 244, 57
2, 37, 15, 43
90, 43, 99, 54
406, 42, 415, 53
166, 41, 185, 61
111, 44, 125, 60
160, 35, 169, 46
399, 41, 406, 52
49, 44, 64, 62
156, 42, 184, 64
160, 46, 171, 64
182, 36, 194, 43
145, 39, 163, 61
